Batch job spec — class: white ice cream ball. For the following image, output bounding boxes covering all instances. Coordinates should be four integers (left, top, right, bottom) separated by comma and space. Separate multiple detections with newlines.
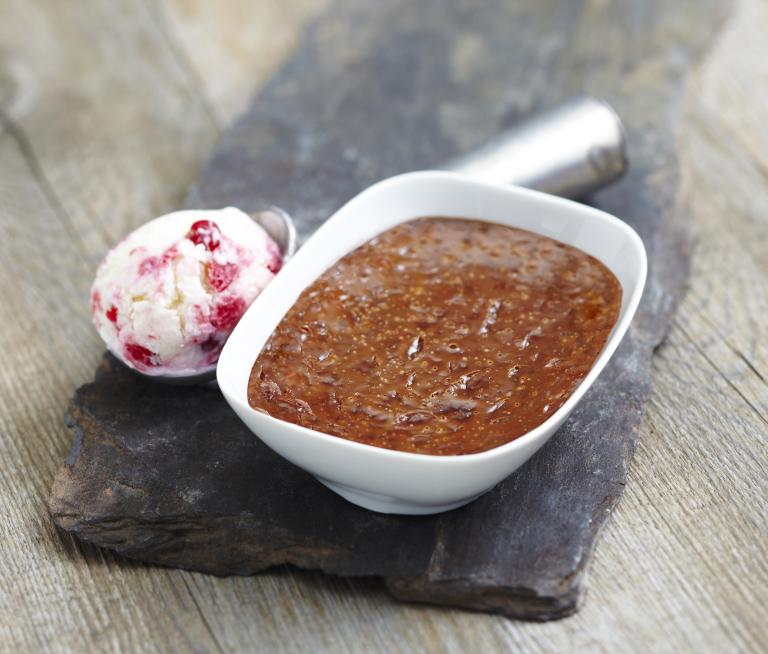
90, 208, 282, 375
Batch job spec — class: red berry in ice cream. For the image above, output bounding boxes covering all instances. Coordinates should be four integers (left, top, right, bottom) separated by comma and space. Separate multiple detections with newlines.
187, 220, 221, 251
124, 343, 156, 368
266, 240, 282, 274
210, 296, 246, 330
206, 262, 239, 292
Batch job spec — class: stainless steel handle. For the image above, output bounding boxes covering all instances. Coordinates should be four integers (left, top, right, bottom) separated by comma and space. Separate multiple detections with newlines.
443, 96, 628, 198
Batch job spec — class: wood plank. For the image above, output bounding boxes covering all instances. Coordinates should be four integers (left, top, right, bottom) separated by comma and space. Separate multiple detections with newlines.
0, 0, 766, 650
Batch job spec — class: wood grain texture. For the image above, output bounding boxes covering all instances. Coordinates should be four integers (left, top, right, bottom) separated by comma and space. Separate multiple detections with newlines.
0, 0, 766, 651
51, 0, 725, 622
158, 0, 330, 126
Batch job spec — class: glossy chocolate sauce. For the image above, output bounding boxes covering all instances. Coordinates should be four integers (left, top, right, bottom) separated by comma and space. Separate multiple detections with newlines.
248, 217, 621, 455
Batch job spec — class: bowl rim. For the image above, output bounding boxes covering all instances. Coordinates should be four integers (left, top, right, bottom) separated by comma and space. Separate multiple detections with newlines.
217, 170, 648, 464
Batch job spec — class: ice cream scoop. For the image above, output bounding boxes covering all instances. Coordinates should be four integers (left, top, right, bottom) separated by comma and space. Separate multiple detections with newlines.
91, 207, 295, 384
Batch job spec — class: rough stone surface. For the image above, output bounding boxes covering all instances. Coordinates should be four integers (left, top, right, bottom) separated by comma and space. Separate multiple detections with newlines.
50, 0, 727, 620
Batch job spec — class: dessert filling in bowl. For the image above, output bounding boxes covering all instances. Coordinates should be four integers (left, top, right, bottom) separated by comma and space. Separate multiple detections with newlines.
247, 216, 621, 456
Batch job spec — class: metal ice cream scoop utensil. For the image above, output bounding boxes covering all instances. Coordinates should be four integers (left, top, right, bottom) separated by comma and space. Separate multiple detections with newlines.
153, 95, 626, 385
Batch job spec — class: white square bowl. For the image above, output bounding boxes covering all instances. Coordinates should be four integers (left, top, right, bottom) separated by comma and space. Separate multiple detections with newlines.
217, 171, 647, 514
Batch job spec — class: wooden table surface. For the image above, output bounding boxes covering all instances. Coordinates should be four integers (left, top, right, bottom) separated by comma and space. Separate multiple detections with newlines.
1, 1, 765, 652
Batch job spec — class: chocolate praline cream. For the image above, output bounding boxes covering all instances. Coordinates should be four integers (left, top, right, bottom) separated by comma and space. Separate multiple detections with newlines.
248, 217, 621, 456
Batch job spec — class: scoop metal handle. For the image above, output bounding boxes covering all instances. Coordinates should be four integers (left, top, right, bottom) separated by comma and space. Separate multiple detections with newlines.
443, 95, 628, 198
